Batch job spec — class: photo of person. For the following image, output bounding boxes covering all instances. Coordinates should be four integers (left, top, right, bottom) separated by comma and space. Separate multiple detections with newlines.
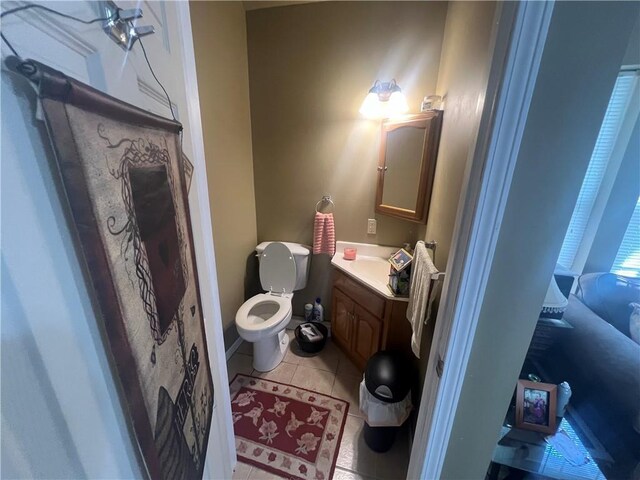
515, 380, 556, 433
523, 388, 550, 426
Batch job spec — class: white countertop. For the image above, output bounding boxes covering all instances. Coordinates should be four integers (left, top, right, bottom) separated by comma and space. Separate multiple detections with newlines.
331, 241, 409, 302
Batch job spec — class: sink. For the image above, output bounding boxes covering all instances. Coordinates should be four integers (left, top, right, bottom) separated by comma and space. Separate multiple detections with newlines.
350, 257, 390, 284
331, 241, 408, 302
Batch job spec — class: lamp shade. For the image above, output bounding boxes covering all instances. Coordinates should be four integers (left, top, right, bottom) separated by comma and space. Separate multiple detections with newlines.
359, 92, 384, 118
388, 91, 409, 114
540, 276, 569, 319
360, 80, 409, 119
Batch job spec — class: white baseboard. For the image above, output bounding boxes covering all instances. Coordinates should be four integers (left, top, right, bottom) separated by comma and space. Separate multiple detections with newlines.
225, 336, 243, 361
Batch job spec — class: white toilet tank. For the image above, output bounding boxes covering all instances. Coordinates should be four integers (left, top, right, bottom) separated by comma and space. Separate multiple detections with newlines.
256, 242, 310, 292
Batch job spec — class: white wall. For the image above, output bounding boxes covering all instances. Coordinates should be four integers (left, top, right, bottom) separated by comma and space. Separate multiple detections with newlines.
1, 72, 142, 479
439, 2, 640, 478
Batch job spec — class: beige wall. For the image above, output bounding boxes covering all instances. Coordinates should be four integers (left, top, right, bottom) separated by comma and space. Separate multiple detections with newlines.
190, 2, 257, 349
414, 0, 497, 395
247, 1, 448, 249
419, 1, 497, 271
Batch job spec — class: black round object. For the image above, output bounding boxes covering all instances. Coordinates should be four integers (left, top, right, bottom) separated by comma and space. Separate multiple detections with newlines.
294, 322, 328, 354
364, 351, 412, 403
363, 423, 398, 453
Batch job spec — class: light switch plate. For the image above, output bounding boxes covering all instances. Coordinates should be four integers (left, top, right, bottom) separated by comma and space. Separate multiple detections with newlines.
367, 218, 377, 234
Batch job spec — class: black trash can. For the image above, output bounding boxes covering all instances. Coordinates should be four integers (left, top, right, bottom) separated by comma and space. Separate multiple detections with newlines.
360, 351, 413, 452
294, 322, 328, 354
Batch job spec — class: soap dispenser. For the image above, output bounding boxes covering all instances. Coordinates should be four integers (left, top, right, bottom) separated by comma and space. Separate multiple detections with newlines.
313, 298, 324, 323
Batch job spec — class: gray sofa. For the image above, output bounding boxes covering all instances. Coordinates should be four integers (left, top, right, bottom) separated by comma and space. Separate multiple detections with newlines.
562, 273, 640, 430
553, 273, 640, 476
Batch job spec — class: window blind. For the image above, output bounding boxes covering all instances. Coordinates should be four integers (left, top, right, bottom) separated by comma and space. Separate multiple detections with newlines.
612, 196, 640, 278
557, 73, 637, 269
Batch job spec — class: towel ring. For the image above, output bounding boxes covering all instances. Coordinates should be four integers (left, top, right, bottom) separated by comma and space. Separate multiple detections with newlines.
315, 195, 335, 213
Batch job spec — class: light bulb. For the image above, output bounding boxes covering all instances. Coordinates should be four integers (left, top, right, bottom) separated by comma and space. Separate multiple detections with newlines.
388, 91, 409, 117
359, 92, 384, 119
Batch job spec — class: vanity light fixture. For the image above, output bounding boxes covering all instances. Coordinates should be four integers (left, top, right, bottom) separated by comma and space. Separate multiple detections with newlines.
359, 79, 409, 119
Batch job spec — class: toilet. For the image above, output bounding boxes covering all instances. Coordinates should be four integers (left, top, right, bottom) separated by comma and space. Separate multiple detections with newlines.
235, 241, 310, 372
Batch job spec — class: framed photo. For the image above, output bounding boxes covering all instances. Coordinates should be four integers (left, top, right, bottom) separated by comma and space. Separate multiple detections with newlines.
389, 248, 413, 272
515, 380, 557, 434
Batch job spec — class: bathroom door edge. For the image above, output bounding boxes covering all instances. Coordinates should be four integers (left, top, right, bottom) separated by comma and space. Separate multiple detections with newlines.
176, 3, 237, 478
407, 2, 555, 479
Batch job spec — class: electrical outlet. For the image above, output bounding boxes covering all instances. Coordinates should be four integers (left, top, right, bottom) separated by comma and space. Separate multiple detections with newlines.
367, 218, 377, 235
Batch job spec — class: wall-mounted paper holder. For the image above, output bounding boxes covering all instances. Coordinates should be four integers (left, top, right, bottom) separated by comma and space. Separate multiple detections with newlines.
100, 1, 155, 51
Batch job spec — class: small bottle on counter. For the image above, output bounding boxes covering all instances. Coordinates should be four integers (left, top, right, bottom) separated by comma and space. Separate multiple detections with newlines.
313, 298, 324, 323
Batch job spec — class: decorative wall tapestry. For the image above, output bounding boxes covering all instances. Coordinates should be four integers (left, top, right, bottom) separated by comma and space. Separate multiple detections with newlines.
13, 58, 213, 479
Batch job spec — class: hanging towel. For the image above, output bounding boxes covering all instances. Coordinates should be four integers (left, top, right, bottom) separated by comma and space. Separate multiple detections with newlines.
313, 212, 336, 255
406, 241, 438, 358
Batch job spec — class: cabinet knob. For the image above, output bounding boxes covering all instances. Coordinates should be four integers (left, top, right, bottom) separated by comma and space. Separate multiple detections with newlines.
377, 166, 388, 172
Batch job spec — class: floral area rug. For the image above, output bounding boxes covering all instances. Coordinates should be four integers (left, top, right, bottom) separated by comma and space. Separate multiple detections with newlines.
229, 374, 349, 480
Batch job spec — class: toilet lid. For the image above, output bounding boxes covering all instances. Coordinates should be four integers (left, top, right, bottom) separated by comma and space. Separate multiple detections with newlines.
260, 242, 297, 293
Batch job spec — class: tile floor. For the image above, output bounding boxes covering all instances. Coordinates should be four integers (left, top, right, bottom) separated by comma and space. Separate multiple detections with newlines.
227, 330, 411, 480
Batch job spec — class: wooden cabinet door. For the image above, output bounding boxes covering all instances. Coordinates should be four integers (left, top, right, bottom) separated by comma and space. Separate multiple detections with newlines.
332, 288, 354, 350
352, 305, 383, 367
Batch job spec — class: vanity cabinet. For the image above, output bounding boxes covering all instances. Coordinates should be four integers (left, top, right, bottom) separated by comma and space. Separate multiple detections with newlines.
333, 289, 354, 348
331, 268, 411, 372
351, 305, 383, 367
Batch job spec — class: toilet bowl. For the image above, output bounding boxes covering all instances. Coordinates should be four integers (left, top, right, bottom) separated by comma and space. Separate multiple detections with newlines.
235, 241, 310, 372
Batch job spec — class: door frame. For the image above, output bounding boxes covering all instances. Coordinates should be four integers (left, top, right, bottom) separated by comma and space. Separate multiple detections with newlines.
407, 1, 555, 478
175, 3, 236, 476
175, 0, 557, 477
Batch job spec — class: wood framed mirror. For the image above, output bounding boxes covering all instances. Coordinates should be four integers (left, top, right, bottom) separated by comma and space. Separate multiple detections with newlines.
375, 111, 443, 223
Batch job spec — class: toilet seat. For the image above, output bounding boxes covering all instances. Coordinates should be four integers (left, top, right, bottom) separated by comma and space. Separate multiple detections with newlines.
259, 242, 297, 294
235, 293, 292, 342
